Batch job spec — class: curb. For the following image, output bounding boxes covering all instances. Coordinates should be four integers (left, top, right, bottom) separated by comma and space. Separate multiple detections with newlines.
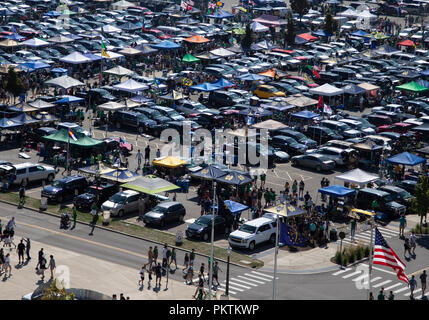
260, 264, 339, 275
0, 198, 253, 269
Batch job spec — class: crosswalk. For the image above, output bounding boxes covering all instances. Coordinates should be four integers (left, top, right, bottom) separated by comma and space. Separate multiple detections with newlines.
338, 226, 400, 247
192, 270, 275, 296
331, 266, 427, 300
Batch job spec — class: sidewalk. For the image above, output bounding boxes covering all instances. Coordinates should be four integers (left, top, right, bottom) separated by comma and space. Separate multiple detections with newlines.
0, 233, 198, 300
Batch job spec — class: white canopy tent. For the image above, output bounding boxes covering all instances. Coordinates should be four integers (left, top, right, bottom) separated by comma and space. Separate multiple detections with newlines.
118, 47, 143, 56
45, 75, 84, 89
308, 83, 344, 96
47, 35, 74, 44
29, 99, 55, 110
111, 0, 135, 9
94, 51, 124, 60
59, 51, 93, 64
97, 101, 126, 111
335, 168, 379, 186
22, 38, 50, 47
250, 21, 269, 33
112, 79, 149, 93
338, 8, 357, 18
209, 48, 236, 57
103, 66, 135, 76
97, 25, 122, 34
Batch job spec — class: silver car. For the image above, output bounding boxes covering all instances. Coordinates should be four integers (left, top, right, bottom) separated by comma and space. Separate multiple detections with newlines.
291, 154, 336, 171
101, 190, 140, 217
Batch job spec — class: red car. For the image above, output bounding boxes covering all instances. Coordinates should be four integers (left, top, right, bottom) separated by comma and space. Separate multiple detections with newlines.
104, 137, 133, 154
376, 122, 413, 134
144, 29, 172, 40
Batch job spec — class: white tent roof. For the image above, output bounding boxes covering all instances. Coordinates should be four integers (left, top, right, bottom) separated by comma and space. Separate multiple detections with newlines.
335, 168, 379, 186
47, 35, 74, 43
338, 8, 357, 18
97, 25, 122, 34
209, 48, 235, 57
103, 65, 135, 76
94, 51, 124, 60
45, 75, 84, 89
59, 51, 92, 64
29, 99, 55, 109
355, 10, 377, 19
21, 38, 50, 47
250, 21, 269, 33
118, 47, 143, 56
251, 119, 288, 130
308, 83, 344, 96
112, 79, 148, 93
97, 101, 126, 111
112, 0, 135, 9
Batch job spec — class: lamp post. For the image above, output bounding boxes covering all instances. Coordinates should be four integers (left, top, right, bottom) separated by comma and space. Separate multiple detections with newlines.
226, 245, 231, 297
208, 180, 216, 300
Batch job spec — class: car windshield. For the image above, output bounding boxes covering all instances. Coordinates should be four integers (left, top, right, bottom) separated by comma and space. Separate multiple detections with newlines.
167, 110, 179, 117
238, 224, 257, 234
109, 194, 127, 204
51, 181, 65, 188
152, 206, 168, 213
195, 216, 211, 226
383, 194, 394, 202
86, 187, 98, 195
399, 190, 411, 199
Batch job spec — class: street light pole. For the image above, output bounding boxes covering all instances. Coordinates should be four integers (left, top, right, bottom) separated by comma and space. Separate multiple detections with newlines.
226, 245, 231, 297
208, 180, 216, 300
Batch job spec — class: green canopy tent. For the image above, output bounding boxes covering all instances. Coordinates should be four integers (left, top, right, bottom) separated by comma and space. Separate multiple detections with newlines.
182, 53, 200, 63
42, 129, 104, 148
122, 175, 179, 195
396, 81, 429, 93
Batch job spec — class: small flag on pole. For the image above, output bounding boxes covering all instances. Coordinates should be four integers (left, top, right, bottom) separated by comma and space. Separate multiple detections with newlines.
68, 130, 77, 141
373, 227, 409, 284
317, 96, 323, 109
323, 104, 332, 115
101, 42, 110, 58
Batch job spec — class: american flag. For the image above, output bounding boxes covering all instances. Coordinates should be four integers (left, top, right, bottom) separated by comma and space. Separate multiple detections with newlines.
208, 2, 216, 9
373, 227, 409, 284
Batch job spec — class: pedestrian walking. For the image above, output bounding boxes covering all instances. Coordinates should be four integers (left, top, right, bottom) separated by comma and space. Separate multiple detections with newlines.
404, 238, 412, 258
410, 232, 416, 255
136, 149, 143, 170
369, 292, 374, 300
145, 246, 153, 269
420, 270, 427, 298
19, 184, 25, 207
0, 248, 4, 273
195, 288, 206, 300
190, 248, 195, 265
4, 253, 11, 277
36, 248, 44, 271
24, 238, 31, 260
48, 255, 56, 280
185, 263, 194, 285
154, 262, 162, 287
399, 214, 406, 237
89, 209, 98, 236
183, 252, 189, 271
144, 145, 150, 164
212, 261, 221, 286
409, 275, 417, 299
147, 266, 152, 289
350, 218, 356, 242
388, 291, 394, 300
169, 248, 177, 269
39, 255, 47, 281
199, 262, 205, 282
153, 245, 158, 266
16, 239, 25, 264
193, 273, 204, 298
162, 243, 168, 268
299, 180, 305, 199
139, 266, 145, 287
71, 205, 77, 230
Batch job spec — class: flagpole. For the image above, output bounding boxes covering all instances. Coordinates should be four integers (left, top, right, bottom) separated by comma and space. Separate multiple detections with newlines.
367, 214, 375, 300
67, 131, 70, 176
272, 203, 282, 300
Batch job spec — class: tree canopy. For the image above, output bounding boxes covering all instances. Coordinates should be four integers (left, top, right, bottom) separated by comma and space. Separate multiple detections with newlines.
241, 23, 255, 49
290, 0, 310, 21
324, 9, 338, 35
411, 175, 429, 233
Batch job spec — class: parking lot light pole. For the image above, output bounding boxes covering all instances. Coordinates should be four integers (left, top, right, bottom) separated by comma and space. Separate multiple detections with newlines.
208, 181, 216, 300
226, 245, 231, 297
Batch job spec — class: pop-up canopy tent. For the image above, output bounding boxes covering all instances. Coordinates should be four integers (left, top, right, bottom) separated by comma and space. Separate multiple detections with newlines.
250, 21, 269, 33
215, 171, 253, 186
238, 73, 266, 81
59, 51, 93, 64
151, 40, 181, 50
189, 82, 221, 92
18, 61, 51, 72
0, 117, 22, 129
112, 79, 149, 93
43, 129, 103, 148
190, 165, 227, 180
251, 40, 279, 51
45, 75, 84, 89
251, 119, 288, 131
309, 83, 344, 96
96, 101, 126, 111
350, 30, 368, 37
290, 110, 319, 120
264, 203, 307, 218
211, 78, 235, 89
29, 99, 55, 110
396, 81, 428, 93
184, 35, 210, 43
104, 66, 135, 77
78, 162, 116, 176
285, 94, 318, 107
342, 84, 366, 95
318, 185, 356, 197
375, 44, 401, 56
223, 200, 249, 215
205, 9, 234, 19
335, 168, 379, 186
55, 95, 84, 104
209, 48, 235, 57
152, 156, 187, 169
21, 38, 50, 47
102, 168, 140, 183
386, 152, 425, 166
122, 175, 180, 195
182, 54, 200, 63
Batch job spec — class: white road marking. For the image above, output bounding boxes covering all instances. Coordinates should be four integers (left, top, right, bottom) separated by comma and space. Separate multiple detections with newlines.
361, 264, 397, 276
362, 277, 382, 286
228, 278, 257, 286
404, 288, 421, 296
383, 283, 403, 291
352, 274, 369, 282
332, 268, 351, 276
393, 286, 409, 294
251, 271, 274, 279
215, 286, 237, 295
342, 271, 361, 279
244, 273, 271, 282
224, 281, 252, 289
372, 280, 392, 288
237, 275, 265, 284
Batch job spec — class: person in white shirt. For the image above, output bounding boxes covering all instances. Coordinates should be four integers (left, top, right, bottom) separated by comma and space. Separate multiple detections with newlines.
139, 266, 145, 287
410, 232, 416, 255
162, 243, 168, 267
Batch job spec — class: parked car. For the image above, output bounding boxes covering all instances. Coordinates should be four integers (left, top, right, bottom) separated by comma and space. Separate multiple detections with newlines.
305, 126, 344, 144
290, 154, 336, 171
228, 217, 277, 251
186, 214, 234, 241
378, 185, 414, 209
273, 129, 317, 148
41, 175, 88, 203
143, 201, 186, 227
253, 85, 286, 99
356, 188, 407, 218
271, 135, 307, 155
111, 111, 161, 135
394, 180, 417, 195
208, 90, 245, 108
73, 182, 119, 212
305, 146, 350, 166
101, 190, 140, 217
13, 162, 56, 186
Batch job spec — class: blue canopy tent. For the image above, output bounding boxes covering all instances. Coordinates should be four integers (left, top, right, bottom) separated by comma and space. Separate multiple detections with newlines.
318, 185, 356, 197
290, 110, 319, 120
5, 33, 25, 41
205, 9, 233, 19
351, 30, 369, 37
82, 52, 102, 62
416, 80, 429, 88
44, 11, 62, 17
55, 95, 85, 104
342, 84, 366, 95
190, 165, 227, 180
238, 73, 266, 81
421, 69, 429, 76
18, 61, 51, 72
215, 171, 253, 186
151, 40, 181, 50
223, 200, 249, 214
10, 113, 39, 125
190, 82, 222, 92
294, 36, 308, 45
101, 168, 140, 183
0, 117, 22, 129
386, 152, 425, 166
312, 30, 333, 38
211, 78, 235, 89
51, 68, 68, 74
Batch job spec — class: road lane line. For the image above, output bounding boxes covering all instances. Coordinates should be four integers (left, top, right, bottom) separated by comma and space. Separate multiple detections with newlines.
404, 288, 421, 296
225, 281, 251, 289
383, 283, 403, 291
342, 271, 361, 279
228, 278, 257, 286
372, 280, 392, 288
393, 286, 409, 294
237, 275, 264, 284
332, 268, 351, 276
362, 277, 382, 286
251, 271, 274, 279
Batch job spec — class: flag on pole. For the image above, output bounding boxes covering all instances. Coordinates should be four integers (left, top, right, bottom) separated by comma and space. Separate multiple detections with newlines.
186, 4, 193, 11
317, 96, 323, 109
101, 42, 110, 58
279, 221, 307, 247
68, 130, 77, 141
181, 0, 188, 9
323, 104, 332, 115
208, 3, 216, 9
373, 227, 409, 284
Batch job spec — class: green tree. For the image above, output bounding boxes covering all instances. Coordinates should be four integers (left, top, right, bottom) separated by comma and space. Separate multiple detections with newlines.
241, 23, 255, 49
290, 0, 310, 21
324, 9, 338, 36
41, 280, 75, 300
285, 13, 295, 46
5, 68, 25, 103
411, 176, 429, 233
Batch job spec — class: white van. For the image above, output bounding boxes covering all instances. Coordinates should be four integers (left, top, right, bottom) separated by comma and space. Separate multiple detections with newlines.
228, 217, 277, 251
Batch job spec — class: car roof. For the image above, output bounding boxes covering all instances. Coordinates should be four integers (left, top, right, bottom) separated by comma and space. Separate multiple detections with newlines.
360, 188, 390, 196
119, 190, 139, 196
380, 185, 404, 193
243, 217, 274, 227
157, 201, 181, 208
14, 162, 37, 168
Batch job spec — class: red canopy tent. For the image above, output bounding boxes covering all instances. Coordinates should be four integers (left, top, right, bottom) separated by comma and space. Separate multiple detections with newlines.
398, 39, 416, 47
297, 33, 318, 41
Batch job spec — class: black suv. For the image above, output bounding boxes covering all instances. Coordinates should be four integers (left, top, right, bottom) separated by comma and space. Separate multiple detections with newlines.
355, 188, 406, 218
111, 111, 161, 135
134, 107, 171, 125
305, 126, 343, 145
41, 175, 88, 203
73, 182, 119, 212
76, 88, 116, 105
208, 91, 245, 108
273, 129, 317, 148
